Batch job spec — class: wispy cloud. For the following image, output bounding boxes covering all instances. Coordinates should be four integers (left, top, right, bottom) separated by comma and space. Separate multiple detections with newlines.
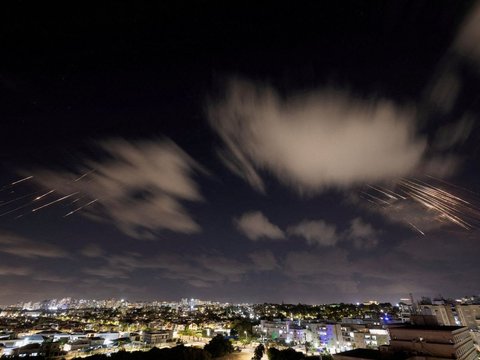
346, 217, 379, 250
208, 79, 444, 194
248, 250, 278, 271
288, 219, 339, 247
0, 232, 68, 258
80, 244, 104, 258
0, 264, 31, 276
283, 249, 359, 293
32, 272, 74, 283
83, 266, 130, 279
424, 2, 480, 117
234, 211, 285, 241
453, 2, 480, 63
235, 211, 379, 249
80, 249, 276, 288
31, 138, 206, 239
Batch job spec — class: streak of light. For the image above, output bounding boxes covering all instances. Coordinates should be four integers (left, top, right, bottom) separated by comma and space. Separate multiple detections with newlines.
426, 175, 480, 196
70, 197, 83, 204
361, 191, 390, 205
363, 177, 480, 233
0, 176, 34, 192
398, 179, 475, 229
34, 189, 55, 201
0, 192, 39, 208
63, 199, 98, 217
11, 176, 34, 185
359, 194, 378, 206
74, 169, 95, 182
0, 202, 34, 217
367, 185, 398, 200
409, 178, 470, 204
408, 222, 425, 236
31, 192, 79, 212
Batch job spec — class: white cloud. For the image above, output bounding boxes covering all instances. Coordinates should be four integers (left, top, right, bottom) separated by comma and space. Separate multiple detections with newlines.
209, 79, 430, 194
30, 138, 205, 239
234, 211, 285, 241
288, 219, 339, 246
235, 211, 380, 250
288, 217, 379, 249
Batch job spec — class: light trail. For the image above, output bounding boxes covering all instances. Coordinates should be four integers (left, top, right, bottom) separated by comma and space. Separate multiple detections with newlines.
0, 202, 33, 217
63, 199, 98, 217
363, 177, 480, 233
73, 169, 95, 182
361, 191, 390, 206
0, 176, 34, 192
34, 189, 55, 201
408, 222, 425, 236
11, 176, 34, 185
31, 192, 79, 212
367, 185, 398, 200
0, 192, 39, 208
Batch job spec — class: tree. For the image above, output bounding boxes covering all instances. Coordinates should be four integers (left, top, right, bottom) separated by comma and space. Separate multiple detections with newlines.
230, 319, 253, 340
321, 354, 333, 360
204, 334, 234, 358
267, 347, 305, 360
253, 344, 265, 360
267, 347, 281, 360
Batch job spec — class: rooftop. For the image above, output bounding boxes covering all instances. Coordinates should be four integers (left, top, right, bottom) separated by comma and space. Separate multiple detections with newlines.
389, 325, 465, 331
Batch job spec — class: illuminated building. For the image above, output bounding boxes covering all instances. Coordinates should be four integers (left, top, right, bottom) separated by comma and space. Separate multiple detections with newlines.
389, 325, 477, 360
335, 325, 477, 360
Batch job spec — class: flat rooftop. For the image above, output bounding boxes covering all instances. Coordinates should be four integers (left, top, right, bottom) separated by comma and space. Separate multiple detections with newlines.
389, 325, 464, 331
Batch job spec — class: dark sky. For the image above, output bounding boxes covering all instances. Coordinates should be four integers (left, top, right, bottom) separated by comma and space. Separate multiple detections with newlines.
1, 1, 480, 306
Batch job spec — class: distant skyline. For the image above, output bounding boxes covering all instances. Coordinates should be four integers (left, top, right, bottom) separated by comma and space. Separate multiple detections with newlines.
2, 293, 473, 308
1, 2, 480, 305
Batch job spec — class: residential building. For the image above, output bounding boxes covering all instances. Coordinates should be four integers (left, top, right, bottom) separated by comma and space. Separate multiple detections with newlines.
389, 325, 476, 360
142, 330, 173, 345
335, 325, 477, 360
418, 305, 456, 326
456, 305, 480, 330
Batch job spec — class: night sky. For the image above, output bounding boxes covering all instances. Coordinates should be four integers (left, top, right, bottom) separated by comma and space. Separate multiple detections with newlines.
1, 1, 480, 306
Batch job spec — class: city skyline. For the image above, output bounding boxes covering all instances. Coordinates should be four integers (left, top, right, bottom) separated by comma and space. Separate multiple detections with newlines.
3, 294, 480, 310
1, 2, 480, 305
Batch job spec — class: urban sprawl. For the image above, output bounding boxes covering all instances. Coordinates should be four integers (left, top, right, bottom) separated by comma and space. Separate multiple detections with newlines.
0, 296, 479, 360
